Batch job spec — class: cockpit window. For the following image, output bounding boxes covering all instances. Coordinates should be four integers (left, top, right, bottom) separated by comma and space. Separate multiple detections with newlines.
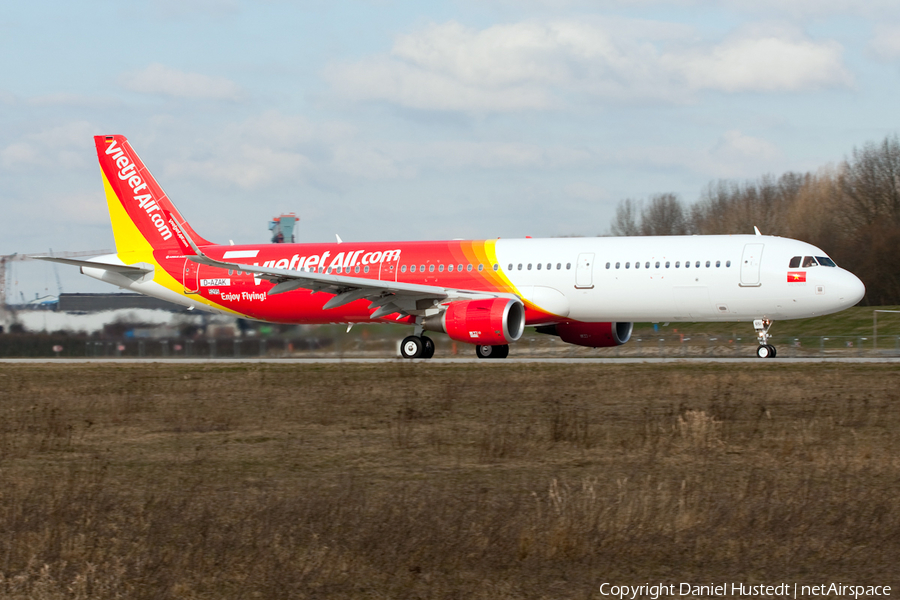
789, 256, 801, 268
802, 256, 818, 268
816, 256, 837, 267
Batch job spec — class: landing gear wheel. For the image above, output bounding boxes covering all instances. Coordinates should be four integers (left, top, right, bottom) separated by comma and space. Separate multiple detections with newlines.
476, 344, 509, 359
400, 336, 423, 359
752, 319, 776, 359
421, 336, 435, 359
756, 344, 777, 359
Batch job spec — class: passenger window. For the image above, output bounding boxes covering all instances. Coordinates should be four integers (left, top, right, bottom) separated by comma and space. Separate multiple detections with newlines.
566, 263, 571, 269
467, 264, 473, 272
438, 264, 444, 272
355, 266, 360, 273
478, 264, 484, 271
726, 260, 731, 267
615, 262, 620, 269
655, 262, 659, 268
695, 261, 700, 268
458, 264, 463, 272
802, 256, 818, 267
634, 262, 639, 269
789, 256, 801, 268
527, 263, 532, 270
420, 265, 425, 272
715, 261, 720, 268
429, 265, 435, 272
816, 256, 837, 267
537, 263, 542, 270
606, 262, 611, 269
676, 261, 680, 268
410, 265, 416, 273
228, 269, 233, 275
508, 264, 513, 271
364, 266, 369, 273
705, 261, 710, 268
685, 261, 690, 268
665, 261, 670, 268
493, 264, 499, 271
556, 263, 561, 270
546, 263, 551, 270
626, 262, 631, 269
448, 264, 454, 272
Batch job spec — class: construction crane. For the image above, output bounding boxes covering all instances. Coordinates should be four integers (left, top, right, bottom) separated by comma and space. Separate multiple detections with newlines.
0, 249, 113, 308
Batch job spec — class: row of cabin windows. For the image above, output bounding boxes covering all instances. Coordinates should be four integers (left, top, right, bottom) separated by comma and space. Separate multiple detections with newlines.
510, 262, 572, 271
605, 260, 732, 270
789, 255, 837, 268
402, 263, 487, 273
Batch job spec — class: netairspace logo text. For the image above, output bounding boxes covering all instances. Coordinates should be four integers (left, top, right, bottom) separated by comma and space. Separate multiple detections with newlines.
598, 583, 891, 599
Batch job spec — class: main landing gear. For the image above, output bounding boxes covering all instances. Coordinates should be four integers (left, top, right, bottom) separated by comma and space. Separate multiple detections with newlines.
399, 318, 510, 360
475, 344, 509, 359
753, 319, 777, 359
400, 335, 435, 359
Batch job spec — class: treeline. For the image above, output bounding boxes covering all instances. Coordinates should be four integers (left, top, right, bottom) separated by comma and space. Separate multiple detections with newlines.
609, 134, 900, 305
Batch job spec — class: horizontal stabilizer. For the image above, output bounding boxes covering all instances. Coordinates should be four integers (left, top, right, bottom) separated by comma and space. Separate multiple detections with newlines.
36, 256, 152, 274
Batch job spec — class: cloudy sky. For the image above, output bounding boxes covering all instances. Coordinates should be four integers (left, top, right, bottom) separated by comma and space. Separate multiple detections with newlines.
2, 0, 899, 299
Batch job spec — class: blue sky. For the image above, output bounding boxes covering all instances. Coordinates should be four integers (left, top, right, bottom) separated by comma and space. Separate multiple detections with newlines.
2, 0, 900, 300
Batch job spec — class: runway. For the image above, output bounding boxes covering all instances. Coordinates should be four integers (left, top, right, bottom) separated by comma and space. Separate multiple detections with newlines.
3, 357, 900, 364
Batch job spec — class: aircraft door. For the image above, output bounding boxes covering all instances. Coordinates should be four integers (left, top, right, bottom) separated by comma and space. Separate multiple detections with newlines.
575, 253, 594, 289
183, 259, 200, 294
379, 250, 399, 282
740, 243, 764, 287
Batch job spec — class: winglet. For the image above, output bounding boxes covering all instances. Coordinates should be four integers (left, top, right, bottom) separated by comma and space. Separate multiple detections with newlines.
753, 226, 762, 236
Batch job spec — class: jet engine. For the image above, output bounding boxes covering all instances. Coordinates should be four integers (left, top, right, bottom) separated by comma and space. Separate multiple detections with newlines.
536, 321, 633, 347
423, 298, 525, 345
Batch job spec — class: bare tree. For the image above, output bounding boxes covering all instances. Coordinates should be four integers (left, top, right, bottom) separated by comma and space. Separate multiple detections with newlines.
609, 198, 642, 236
640, 193, 687, 235
840, 134, 900, 229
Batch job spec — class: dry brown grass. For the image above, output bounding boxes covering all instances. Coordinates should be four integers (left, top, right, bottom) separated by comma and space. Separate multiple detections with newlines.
0, 362, 898, 598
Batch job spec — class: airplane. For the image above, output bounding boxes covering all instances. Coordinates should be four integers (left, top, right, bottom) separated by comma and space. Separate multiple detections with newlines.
41, 135, 866, 359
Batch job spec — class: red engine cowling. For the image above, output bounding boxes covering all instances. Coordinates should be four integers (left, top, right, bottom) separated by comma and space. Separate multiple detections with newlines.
553, 321, 633, 347
424, 298, 525, 345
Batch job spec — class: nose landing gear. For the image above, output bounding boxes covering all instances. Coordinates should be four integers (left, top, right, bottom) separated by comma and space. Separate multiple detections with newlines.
753, 319, 777, 359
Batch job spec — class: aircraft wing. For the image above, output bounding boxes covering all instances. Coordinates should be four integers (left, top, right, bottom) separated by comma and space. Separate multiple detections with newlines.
188, 253, 518, 318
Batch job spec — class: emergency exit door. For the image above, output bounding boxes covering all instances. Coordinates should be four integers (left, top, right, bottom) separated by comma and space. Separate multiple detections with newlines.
575, 253, 594, 289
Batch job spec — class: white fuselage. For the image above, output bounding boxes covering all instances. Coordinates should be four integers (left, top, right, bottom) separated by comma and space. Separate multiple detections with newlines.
492, 234, 865, 322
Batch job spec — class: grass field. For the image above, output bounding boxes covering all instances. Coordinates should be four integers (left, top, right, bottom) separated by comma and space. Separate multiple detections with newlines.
0, 363, 898, 599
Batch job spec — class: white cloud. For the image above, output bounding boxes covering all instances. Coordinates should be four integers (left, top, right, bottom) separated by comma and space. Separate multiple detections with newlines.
870, 24, 900, 60
564, 181, 609, 202
120, 63, 244, 101
480, 0, 900, 19
160, 110, 404, 189
0, 121, 94, 170
327, 19, 853, 112
672, 35, 851, 93
616, 130, 783, 178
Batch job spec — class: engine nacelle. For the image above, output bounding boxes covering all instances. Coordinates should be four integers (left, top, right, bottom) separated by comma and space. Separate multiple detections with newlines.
537, 321, 633, 347
423, 298, 525, 345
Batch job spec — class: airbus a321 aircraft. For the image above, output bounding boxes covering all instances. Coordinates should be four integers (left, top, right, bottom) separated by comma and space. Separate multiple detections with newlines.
42, 135, 866, 359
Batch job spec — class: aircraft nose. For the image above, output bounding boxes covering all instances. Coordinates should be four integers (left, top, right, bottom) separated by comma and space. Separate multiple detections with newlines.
839, 270, 866, 306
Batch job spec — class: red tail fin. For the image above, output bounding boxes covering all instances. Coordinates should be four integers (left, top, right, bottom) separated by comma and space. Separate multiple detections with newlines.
95, 135, 212, 253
